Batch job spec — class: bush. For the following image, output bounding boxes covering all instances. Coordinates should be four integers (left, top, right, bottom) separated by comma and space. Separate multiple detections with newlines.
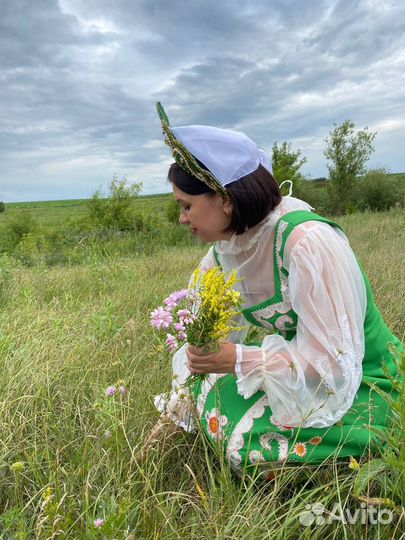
13, 233, 48, 267
166, 198, 180, 224
87, 176, 143, 231
296, 180, 332, 215
355, 168, 400, 212
0, 202, 5, 213
2, 209, 38, 250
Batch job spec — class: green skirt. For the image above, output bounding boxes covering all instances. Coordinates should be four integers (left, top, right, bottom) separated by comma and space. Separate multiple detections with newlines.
191, 371, 395, 476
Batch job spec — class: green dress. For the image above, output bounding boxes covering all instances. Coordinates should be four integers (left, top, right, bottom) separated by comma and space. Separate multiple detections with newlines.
191, 210, 403, 475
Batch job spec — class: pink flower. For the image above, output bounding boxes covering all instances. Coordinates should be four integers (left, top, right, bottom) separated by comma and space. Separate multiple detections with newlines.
163, 289, 189, 310
172, 289, 189, 302
119, 385, 126, 395
163, 298, 178, 310
106, 385, 116, 397
94, 518, 104, 528
177, 331, 187, 341
177, 309, 196, 325
174, 322, 186, 332
165, 333, 178, 352
150, 306, 173, 329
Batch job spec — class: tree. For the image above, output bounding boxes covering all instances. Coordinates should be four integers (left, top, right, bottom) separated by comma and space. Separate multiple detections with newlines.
324, 120, 376, 212
0, 202, 5, 213
271, 141, 307, 194
87, 175, 143, 230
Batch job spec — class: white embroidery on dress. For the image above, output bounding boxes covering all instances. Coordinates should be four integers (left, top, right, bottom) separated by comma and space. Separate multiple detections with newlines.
275, 315, 295, 337
250, 221, 295, 329
226, 396, 268, 470
196, 373, 227, 418
260, 432, 289, 462
249, 449, 266, 464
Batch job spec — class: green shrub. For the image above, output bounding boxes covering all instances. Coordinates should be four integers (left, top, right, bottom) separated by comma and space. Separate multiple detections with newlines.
13, 233, 40, 266
0, 202, 5, 213
2, 209, 38, 250
87, 176, 143, 231
166, 198, 180, 224
296, 181, 332, 215
355, 168, 401, 212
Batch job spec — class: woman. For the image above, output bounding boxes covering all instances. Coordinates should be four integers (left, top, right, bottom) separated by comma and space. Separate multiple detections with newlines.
145, 102, 402, 476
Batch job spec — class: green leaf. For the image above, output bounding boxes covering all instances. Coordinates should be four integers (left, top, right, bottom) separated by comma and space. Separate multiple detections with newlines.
354, 458, 387, 496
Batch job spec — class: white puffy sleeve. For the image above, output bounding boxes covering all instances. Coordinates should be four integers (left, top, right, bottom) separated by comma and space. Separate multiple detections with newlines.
153, 246, 217, 432
235, 221, 367, 428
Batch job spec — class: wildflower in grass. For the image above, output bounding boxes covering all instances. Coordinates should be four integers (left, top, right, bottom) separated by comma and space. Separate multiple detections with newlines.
10, 461, 25, 472
348, 455, 360, 470
41, 486, 54, 509
106, 385, 116, 397
119, 385, 127, 395
41, 486, 54, 501
94, 518, 104, 528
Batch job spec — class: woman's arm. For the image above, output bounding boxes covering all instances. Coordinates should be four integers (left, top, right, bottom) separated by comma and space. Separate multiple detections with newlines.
234, 221, 367, 428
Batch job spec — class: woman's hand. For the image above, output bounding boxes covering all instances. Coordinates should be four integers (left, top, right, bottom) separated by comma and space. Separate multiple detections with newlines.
186, 342, 237, 374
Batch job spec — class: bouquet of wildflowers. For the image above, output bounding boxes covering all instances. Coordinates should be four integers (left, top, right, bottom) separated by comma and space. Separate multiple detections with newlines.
150, 267, 244, 356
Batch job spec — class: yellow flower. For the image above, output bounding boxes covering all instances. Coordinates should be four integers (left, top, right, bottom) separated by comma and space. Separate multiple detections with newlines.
42, 486, 54, 501
10, 461, 25, 472
348, 456, 360, 470
186, 267, 246, 348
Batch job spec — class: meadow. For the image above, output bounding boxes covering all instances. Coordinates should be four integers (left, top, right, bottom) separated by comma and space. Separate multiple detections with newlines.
0, 192, 404, 539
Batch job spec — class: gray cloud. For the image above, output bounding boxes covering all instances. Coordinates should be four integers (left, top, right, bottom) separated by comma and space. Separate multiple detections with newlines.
0, 0, 404, 201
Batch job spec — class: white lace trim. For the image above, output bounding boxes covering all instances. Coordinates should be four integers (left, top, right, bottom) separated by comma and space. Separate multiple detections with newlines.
226, 396, 268, 470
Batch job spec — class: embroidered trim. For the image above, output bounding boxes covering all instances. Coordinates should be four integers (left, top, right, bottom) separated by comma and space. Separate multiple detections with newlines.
260, 432, 289, 462
196, 373, 227, 418
247, 221, 295, 329
226, 396, 268, 470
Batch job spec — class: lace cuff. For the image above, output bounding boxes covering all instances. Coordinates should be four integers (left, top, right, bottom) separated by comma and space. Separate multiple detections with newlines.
235, 344, 266, 399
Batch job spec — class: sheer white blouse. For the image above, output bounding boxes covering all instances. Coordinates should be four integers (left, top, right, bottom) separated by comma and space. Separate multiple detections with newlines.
154, 196, 367, 431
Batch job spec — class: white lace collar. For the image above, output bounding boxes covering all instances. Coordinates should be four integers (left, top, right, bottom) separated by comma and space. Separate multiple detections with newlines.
215, 196, 313, 255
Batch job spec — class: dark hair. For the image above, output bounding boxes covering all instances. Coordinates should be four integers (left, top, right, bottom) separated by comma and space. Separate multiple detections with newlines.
168, 162, 281, 235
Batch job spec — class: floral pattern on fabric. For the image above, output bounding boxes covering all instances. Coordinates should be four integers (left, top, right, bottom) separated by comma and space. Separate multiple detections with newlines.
205, 408, 228, 440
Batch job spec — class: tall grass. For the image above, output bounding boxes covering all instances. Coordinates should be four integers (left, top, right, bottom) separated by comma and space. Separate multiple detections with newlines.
0, 209, 403, 538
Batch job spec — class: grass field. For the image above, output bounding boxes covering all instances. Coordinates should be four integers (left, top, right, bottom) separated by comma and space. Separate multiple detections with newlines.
0, 200, 404, 538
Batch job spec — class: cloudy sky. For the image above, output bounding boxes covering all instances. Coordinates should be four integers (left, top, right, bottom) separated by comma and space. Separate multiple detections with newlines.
1, 0, 404, 202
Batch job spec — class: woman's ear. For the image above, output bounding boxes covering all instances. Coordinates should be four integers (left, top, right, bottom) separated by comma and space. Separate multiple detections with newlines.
222, 196, 233, 215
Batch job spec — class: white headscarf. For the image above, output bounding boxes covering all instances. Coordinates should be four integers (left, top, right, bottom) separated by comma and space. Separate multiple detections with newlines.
171, 125, 273, 186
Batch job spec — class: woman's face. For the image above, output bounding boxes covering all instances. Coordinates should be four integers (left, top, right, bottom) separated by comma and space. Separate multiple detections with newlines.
172, 183, 233, 242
